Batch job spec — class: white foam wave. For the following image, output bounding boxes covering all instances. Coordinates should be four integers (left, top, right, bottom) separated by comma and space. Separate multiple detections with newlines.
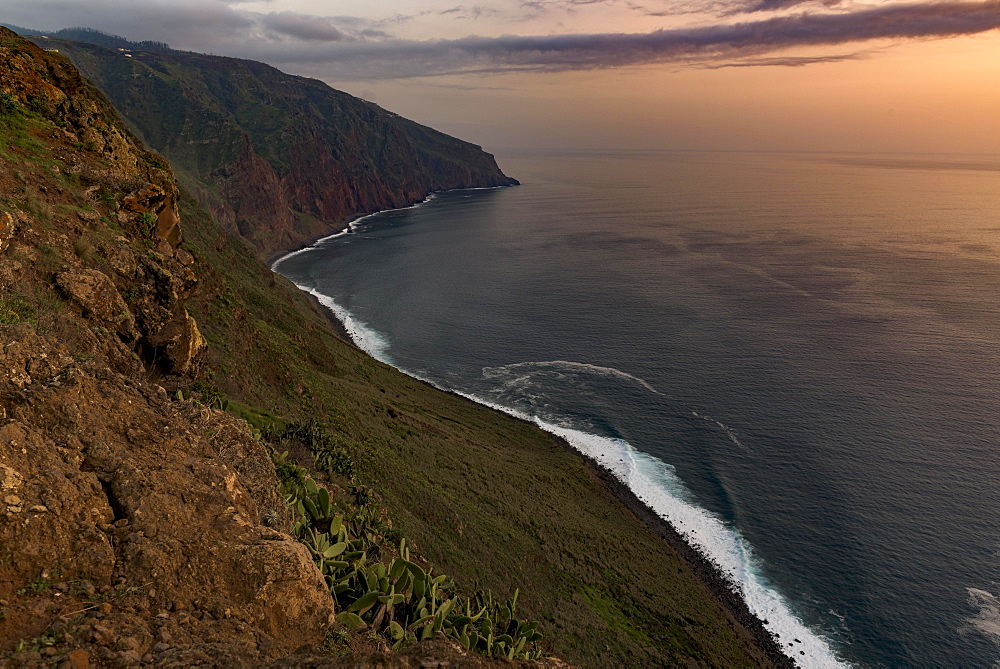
271, 221, 355, 268
450, 393, 846, 668
692, 410, 754, 453
964, 588, 1000, 645
271, 185, 510, 271
483, 360, 661, 395
271, 192, 443, 271
281, 289, 848, 666
270, 189, 847, 668
307, 289, 393, 364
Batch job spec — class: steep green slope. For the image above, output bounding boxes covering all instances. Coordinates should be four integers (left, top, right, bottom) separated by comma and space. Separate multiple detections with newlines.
31, 37, 517, 257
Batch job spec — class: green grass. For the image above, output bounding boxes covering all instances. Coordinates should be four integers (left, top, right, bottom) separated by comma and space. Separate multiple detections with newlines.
15, 571, 57, 596
0, 296, 37, 326
0, 110, 49, 163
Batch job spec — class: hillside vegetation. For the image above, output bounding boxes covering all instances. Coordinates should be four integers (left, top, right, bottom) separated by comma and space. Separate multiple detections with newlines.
0, 27, 788, 667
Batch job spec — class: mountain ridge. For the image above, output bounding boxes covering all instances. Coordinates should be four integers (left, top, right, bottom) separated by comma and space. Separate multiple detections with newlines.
28, 35, 517, 257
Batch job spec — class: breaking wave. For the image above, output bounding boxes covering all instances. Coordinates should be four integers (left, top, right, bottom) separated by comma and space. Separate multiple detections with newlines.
270, 193, 442, 268
306, 288, 393, 364
454, 396, 846, 668
483, 360, 661, 395
692, 410, 754, 454
286, 297, 847, 667
964, 588, 1000, 645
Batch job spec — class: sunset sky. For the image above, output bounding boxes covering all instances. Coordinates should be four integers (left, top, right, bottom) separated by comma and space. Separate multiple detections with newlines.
4, 0, 1000, 152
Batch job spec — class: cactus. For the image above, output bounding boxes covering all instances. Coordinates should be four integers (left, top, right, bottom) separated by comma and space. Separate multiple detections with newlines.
348, 591, 380, 615
336, 612, 366, 631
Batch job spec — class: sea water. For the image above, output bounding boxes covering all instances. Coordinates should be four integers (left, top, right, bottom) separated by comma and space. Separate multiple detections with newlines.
274, 150, 1000, 667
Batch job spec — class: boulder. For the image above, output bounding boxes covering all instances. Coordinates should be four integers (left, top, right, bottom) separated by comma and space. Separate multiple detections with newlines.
56, 268, 134, 334
123, 184, 182, 248
146, 308, 206, 374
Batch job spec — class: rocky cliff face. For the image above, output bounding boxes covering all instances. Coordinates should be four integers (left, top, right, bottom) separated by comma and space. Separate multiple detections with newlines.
41, 39, 518, 257
0, 29, 203, 376
0, 28, 336, 664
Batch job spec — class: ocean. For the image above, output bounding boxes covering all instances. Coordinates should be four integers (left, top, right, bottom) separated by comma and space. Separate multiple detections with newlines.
274, 149, 1000, 667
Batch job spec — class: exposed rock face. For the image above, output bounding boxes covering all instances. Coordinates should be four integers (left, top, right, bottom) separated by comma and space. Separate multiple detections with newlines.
0, 28, 205, 377
153, 308, 205, 374
122, 183, 181, 248
0, 324, 335, 660
0, 403, 117, 591
44, 39, 519, 257
0, 35, 155, 185
56, 268, 134, 334
0, 28, 182, 254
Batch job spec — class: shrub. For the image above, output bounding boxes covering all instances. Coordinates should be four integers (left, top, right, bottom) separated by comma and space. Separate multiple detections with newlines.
0, 297, 37, 326
282, 470, 544, 660
139, 210, 156, 231
0, 91, 20, 116
283, 419, 355, 479
191, 380, 228, 410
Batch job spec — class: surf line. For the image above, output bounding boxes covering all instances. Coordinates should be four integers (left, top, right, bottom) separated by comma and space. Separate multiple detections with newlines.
270, 195, 847, 669
270, 185, 511, 271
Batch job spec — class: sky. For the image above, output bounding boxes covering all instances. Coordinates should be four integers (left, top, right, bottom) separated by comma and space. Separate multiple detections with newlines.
3, 0, 1000, 153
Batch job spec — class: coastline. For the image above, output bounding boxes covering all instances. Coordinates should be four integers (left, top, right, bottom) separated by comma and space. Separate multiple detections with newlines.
425, 384, 794, 666
572, 438, 794, 667
266, 187, 794, 667
267, 187, 513, 348
267, 217, 357, 343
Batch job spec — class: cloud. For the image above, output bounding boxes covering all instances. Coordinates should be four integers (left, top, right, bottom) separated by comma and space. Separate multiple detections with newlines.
230, 0, 1000, 79
701, 49, 874, 67
260, 11, 346, 42
442, 5, 506, 20
3, 0, 999, 81
723, 0, 845, 15
1, 0, 254, 44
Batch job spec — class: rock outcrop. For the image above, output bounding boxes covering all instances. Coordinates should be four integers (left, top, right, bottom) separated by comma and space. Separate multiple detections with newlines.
0, 27, 203, 375
0, 212, 14, 252
55, 268, 134, 333
0, 325, 335, 663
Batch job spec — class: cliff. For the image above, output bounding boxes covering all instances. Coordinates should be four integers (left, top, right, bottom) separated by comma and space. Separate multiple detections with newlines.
31, 37, 518, 257
0, 26, 789, 668
0, 27, 346, 665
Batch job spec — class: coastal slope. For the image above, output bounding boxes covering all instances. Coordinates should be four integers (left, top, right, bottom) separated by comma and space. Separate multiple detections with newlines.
28, 35, 518, 257
0, 27, 789, 667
